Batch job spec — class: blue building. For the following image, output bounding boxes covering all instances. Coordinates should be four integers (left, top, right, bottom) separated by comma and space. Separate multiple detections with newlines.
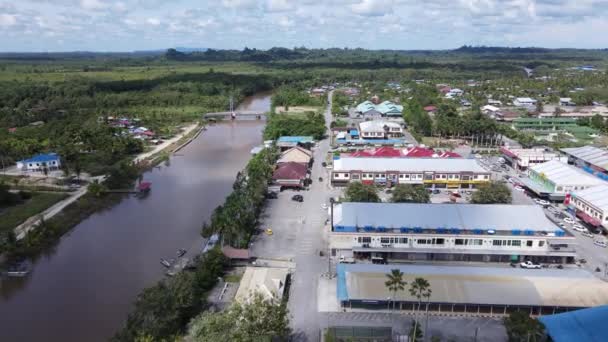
539, 305, 608, 342
17, 153, 61, 172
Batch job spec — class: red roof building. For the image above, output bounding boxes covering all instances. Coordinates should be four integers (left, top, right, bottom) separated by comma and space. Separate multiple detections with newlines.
272, 162, 308, 188
348, 146, 462, 159
423, 106, 437, 112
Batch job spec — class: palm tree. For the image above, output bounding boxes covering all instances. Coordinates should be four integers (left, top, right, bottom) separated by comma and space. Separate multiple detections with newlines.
384, 269, 406, 311
409, 277, 432, 342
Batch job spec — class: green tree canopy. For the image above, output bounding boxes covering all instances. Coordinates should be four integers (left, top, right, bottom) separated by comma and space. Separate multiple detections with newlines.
504, 311, 545, 342
390, 184, 430, 203
470, 181, 512, 204
186, 292, 290, 342
344, 182, 380, 202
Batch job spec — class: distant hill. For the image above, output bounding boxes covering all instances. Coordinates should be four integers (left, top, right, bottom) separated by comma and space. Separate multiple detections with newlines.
175, 47, 208, 53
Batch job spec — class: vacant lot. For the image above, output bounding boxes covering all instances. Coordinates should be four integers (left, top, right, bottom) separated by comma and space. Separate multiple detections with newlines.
274, 106, 319, 114
0, 192, 68, 232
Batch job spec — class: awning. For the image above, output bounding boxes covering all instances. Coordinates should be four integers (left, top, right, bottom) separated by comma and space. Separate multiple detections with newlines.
576, 210, 601, 227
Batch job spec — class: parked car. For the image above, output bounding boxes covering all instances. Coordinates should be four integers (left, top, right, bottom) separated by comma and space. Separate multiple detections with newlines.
520, 261, 542, 269
563, 217, 576, 224
265, 191, 278, 199
432, 189, 441, 194
292, 195, 304, 202
573, 225, 586, 233
594, 240, 607, 248
339, 255, 355, 264
582, 231, 594, 238
539, 200, 550, 206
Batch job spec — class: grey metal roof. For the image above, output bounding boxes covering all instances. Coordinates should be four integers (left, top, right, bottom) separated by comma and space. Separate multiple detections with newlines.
334, 203, 562, 232
573, 184, 608, 213
561, 146, 608, 170
529, 160, 605, 187
333, 157, 487, 173
338, 264, 608, 307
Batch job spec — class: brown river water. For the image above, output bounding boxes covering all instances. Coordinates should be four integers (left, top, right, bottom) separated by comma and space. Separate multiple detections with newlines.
0, 93, 270, 342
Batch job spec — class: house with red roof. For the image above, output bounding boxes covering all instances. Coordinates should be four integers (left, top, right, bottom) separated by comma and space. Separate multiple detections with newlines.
423, 106, 437, 114
272, 162, 308, 188
349, 146, 461, 159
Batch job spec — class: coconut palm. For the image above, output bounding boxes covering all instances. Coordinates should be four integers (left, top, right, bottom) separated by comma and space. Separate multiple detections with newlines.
384, 269, 406, 311
409, 277, 432, 342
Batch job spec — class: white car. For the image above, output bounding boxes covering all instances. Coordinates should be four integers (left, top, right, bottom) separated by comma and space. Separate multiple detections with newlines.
563, 217, 576, 224
582, 231, 594, 238
539, 200, 550, 206
573, 225, 586, 233
520, 261, 542, 269
594, 240, 607, 248
514, 187, 525, 192
547, 206, 557, 213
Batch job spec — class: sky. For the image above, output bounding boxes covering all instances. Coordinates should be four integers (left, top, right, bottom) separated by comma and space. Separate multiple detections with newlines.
1, 0, 608, 52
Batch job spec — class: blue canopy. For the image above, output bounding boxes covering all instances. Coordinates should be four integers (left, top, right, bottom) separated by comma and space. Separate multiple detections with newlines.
512, 229, 522, 235
524, 229, 535, 235
539, 306, 608, 342
473, 229, 483, 235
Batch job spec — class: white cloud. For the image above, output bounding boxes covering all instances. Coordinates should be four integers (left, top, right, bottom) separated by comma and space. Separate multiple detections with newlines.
80, 0, 107, 10
265, 0, 295, 12
146, 17, 160, 26
222, 0, 258, 9
0, 14, 17, 27
351, 0, 394, 16
277, 16, 294, 28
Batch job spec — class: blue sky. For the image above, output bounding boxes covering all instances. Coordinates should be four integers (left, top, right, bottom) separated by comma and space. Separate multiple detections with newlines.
1, 0, 608, 52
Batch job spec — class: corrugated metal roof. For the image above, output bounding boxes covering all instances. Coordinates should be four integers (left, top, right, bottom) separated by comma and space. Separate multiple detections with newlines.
333, 157, 486, 173
540, 306, 608, 342
19, 153, 60, 163
573, 184, 608, 213
338, 264, 608, 308
334, 203, 562, 232
530, 160, 605, 187
561, 146, 608, 170
358, 120, 401, 132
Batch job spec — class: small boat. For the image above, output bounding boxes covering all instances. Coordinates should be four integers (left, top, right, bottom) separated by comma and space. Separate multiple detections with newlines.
138, 181, 152, 193
160, 258, 171, 268
5, 260, 32, 277
177, 249, 187, 257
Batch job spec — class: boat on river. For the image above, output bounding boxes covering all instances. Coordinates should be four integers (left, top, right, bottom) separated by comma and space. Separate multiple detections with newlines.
177, 248, 187, 257
4, 260, 32, 277
160, 258, 171, 268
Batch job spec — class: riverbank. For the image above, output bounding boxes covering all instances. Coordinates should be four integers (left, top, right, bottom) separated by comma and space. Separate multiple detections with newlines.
3, 122, 203, 258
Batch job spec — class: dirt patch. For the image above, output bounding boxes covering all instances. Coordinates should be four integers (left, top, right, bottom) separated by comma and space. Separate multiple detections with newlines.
274, 106, 319, 114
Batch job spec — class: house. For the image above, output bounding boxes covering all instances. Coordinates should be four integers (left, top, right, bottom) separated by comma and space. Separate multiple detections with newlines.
235, 267, 289, 303
276, 136, 314, 150
331, 157, 490, 188
513, 97, 537, 107
500, 147, 567, 170
16, 153, 61, 172
355, 100, 403, 117
494, 110, 520, 122
520, 160, 605, 200
330, 202, 575, 264
481, 105, 500, 117
423, 106, 437, 114
272, 162, 308, 188
487, 99, 502, 106
560, 97, 575, 106
222, 246, 251, 263
276, 146, 312, 166
358, 120, 403, 140
570, 184, 608, 231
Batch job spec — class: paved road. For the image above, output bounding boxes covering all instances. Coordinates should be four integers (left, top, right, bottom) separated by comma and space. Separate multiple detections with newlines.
250, 92, 337, 341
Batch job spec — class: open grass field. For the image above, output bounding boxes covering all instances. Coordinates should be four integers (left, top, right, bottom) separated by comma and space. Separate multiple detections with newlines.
0, 61, 267, 82
0, 192, 69, 233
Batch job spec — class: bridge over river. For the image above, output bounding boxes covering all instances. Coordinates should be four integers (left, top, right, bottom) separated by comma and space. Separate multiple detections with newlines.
203, 110, 267, 120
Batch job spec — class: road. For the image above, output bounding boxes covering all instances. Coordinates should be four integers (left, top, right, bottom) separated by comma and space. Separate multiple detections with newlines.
250, 91, 337, 341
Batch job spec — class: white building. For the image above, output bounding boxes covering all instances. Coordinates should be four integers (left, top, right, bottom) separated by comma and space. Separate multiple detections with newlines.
358, 120, 403, 139
570, 185, 608, 231
500, 147, 567, 170
487, 99, 502, 106
560, 97, 575, 106
16, 153, 61, 172
331, 157, 490, 189
481, 105, 501, 117
330, 203, 575, 264
513, 97, 538, 107
522, 160, 606, 200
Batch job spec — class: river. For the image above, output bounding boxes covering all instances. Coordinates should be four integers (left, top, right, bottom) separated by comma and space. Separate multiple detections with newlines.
0, 93, 270, 342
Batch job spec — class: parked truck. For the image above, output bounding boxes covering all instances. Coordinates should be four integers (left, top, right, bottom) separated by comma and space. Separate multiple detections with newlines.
520, 261, 542, 269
